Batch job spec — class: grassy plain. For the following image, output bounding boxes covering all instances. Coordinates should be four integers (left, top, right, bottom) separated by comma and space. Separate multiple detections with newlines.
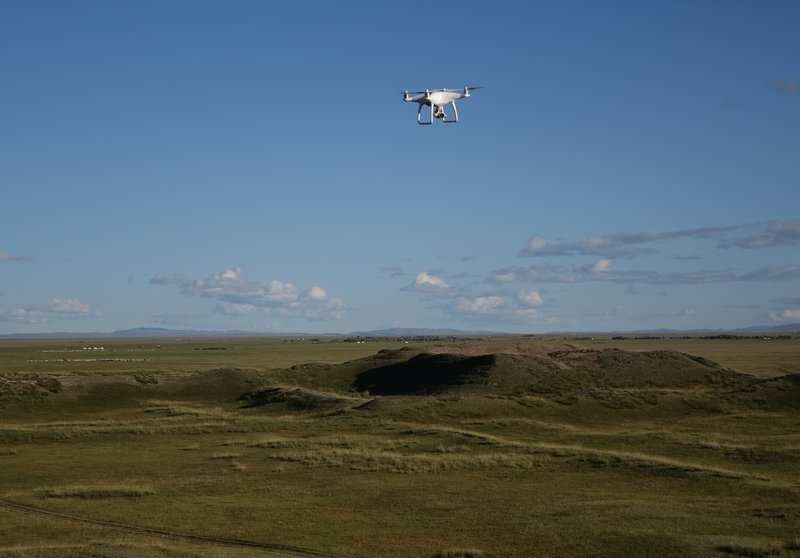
1, 335, 799, 557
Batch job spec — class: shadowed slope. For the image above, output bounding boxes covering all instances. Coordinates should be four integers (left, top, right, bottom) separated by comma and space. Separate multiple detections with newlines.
351, 349, 742, 397
352, 352, 562, 395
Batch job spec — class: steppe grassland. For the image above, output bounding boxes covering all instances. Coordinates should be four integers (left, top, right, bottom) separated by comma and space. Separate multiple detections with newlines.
1, 335, 799, 558
576, 335, 800, 378
2, 334, 797, 376
0, 336, 391, 375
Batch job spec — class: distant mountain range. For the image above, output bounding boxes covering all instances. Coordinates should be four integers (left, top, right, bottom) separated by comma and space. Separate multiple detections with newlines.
347, 327, 499, 336
1, 324, 798, 340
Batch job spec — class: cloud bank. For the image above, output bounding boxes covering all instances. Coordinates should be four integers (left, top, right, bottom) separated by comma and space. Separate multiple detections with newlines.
492, 263, 800, 286
404, 272, 450, 293
0, 298, 101, 324
520, 220, 800, 259
150, 267, 346, 321
399, 218, 800, 327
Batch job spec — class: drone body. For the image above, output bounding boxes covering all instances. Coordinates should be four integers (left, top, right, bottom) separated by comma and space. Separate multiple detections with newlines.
403, 86, 481, 125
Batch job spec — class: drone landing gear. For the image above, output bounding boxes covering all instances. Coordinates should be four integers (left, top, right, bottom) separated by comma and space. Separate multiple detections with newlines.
443, 101, 458, 124
416, 101, 459, 125
416, 103, 432, 125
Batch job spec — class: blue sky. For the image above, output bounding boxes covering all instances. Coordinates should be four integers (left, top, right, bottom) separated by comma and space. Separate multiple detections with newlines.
2, 0, 799, 334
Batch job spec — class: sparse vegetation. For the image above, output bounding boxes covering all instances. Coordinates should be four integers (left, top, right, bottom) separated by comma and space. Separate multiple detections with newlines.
41, 485, 154, 499
1, 335, 799, 557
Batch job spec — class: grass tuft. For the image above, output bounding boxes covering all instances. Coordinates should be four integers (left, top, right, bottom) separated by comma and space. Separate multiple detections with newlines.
42, 484, 154, 499
210, 452, 241, 459
273, 447, 548, 473
435, 550, 490, 558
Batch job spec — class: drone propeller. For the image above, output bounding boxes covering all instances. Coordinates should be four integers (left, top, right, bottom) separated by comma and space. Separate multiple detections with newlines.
404, 87, 482, 93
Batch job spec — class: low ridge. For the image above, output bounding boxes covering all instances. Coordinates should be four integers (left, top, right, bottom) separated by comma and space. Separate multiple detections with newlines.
351, 348, 742, 396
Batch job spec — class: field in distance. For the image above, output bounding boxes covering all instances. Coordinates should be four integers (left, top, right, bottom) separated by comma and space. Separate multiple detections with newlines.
1, 335, 799, 557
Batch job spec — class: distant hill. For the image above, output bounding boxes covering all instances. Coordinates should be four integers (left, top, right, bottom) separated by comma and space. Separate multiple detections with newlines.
347, 327, 500, 337
732, 323, 800, 333
1, 323, 797, 340
0, 328, 267, 340
112, 328, 260, 338
545, 324, 800, 335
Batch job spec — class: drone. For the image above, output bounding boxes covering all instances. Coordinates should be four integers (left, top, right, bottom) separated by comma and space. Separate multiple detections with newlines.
402, 86, 482, 125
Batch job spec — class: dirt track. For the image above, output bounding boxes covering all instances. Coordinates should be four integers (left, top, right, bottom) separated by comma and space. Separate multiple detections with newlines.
0, 499, 337, 557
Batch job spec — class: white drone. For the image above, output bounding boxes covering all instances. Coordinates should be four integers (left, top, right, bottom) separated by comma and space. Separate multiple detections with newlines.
402, 86, 482, 125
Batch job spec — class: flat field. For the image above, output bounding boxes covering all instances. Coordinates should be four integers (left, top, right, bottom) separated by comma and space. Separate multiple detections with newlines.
1, 335, 799, 557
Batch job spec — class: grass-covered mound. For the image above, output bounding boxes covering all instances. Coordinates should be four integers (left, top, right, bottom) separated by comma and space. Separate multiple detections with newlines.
266, 346, 800, 413
0, 372, 61, 410
5, 345, 797, 415
350, 348, 740, 396
240, 386, 366, 412
0, 368, 268, 416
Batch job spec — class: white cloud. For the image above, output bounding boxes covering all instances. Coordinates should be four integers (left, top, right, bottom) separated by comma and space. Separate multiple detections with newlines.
0, 298, 100, 324
4, 307, 46, 324
496, 262, 800, 286
517, 289, 543, 306
493, 271, 517, 283
456, 296, 504, 314
150, 268, 346, 320
263, 280, 299, 303
522, 221, 800, 261
307, 286, 328, 301
515, 308, 539, 319
526, 236, 547, 253
50, 298, 97, 316
728, 220, 800, 249
409, 272, 450, 292
592, 259, 613, 273
520, 224, 737, 258
771, 309, 800, 321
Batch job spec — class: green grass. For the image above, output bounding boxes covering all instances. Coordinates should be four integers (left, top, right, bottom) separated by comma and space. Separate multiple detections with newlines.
1, 335, 799, 557
0, 336, 411, 375
572, 335, 800, 377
